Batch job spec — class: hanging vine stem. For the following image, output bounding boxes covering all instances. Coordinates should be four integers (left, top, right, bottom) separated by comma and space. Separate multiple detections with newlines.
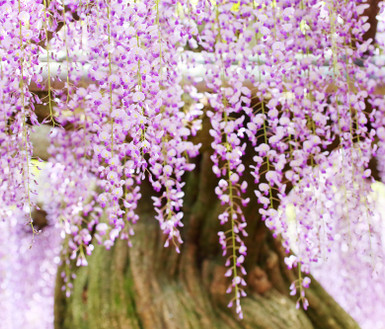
61, 3, 71, 103
212, 4, 247, 317
224, 106, 241, 316
18, 0, 37, 237
107, 0, 114, 156
43, 0, 54, 124
136, 32, 147, 159
155, 0, 162, 66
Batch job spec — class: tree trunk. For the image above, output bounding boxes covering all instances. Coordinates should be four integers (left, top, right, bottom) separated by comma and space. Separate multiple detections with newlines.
54, 148, 360, 329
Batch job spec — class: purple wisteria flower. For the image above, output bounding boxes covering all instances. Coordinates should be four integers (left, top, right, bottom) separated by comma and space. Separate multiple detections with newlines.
0, 0, 385, 325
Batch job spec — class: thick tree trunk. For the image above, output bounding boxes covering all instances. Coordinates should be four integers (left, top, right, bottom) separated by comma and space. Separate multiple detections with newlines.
54, 149, 360, 329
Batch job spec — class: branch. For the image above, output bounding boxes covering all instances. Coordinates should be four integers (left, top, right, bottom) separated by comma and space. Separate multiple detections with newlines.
361, 0, 381, 44
38, 0, 96, 48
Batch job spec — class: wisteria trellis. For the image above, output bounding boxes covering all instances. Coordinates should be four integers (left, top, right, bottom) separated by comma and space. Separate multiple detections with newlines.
0, 0, 385, 321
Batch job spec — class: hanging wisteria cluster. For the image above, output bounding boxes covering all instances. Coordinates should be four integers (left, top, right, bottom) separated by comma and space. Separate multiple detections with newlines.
1, 0, 385, 324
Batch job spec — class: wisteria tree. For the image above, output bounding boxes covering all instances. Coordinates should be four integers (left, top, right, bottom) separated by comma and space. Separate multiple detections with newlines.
1, 0, 385, 328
